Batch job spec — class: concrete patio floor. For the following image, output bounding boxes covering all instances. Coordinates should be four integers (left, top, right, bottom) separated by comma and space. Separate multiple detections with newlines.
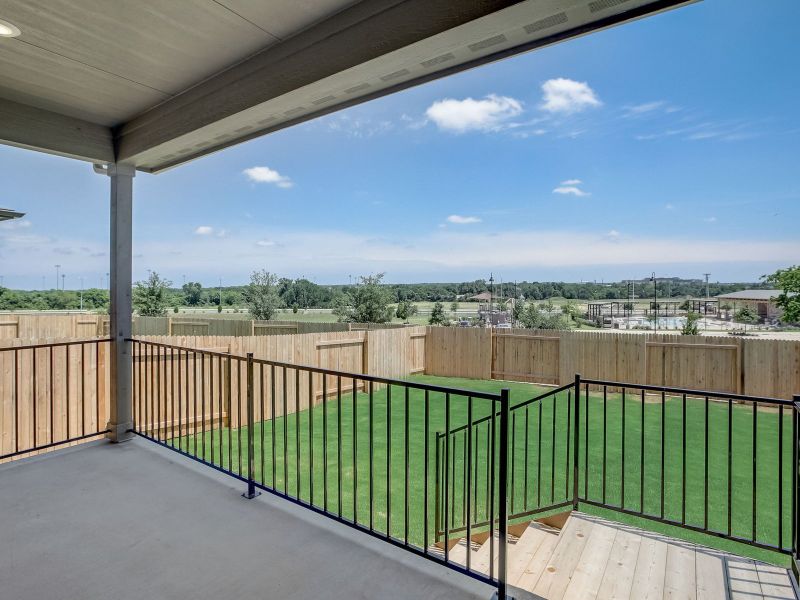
0, 438, 491, 600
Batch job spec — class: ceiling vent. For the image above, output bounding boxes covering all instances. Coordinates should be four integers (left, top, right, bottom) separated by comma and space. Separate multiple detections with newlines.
421, 52, 455, 68
468, 34, 507, 52
312, 95, 336, 105
589, 0, 632, 13
344, 83, 370, 94
380, 69, 410, 82
524, 12, 568, 34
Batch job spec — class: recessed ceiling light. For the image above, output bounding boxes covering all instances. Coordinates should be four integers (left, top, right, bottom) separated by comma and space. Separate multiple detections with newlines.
0, 18, 21, 38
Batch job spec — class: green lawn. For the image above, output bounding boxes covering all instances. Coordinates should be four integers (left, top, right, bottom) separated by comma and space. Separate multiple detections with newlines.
168, 375, 792, 566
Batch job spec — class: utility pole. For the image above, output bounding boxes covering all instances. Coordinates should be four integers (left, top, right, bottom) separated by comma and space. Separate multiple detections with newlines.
651, 272, 657, 331
61, 273, 66, 292
55, 264, 61, 290
219, 277, 223, 309
489, 273, 495, 327
703, 272, 711, 329
79, 277, 84, 310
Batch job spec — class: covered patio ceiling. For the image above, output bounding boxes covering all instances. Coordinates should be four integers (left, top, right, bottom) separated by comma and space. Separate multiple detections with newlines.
0, 0, 693, 173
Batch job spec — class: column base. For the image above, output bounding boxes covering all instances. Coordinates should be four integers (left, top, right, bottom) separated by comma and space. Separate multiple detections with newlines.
106, 421, 134, 443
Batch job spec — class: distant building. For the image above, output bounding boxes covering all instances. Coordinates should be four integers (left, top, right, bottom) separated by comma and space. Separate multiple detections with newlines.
468, 291, 494, 302
715, 289, 788, 321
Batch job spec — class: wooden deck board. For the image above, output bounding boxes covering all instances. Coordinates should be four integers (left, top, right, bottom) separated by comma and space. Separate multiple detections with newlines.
595, 528, 643, 600
562, 520, 618, 600
532, 515, 592, 599
446, 512, 796, 600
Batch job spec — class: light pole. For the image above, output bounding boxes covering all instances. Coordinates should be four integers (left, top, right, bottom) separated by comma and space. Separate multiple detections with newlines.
55, 264, 61, 290
489, 273, 495, 327
79, 277, 84, 310
61, 273, 66, 292
219, 277, 223, 310
651, 272, 657, 331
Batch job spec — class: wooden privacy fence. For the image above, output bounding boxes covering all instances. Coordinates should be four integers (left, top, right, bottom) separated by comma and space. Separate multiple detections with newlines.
1, 327, 427, 459
0, 338, 110, 463
0, 313, 408, 340
131, 326, 427, 432
424, 327, 800, 400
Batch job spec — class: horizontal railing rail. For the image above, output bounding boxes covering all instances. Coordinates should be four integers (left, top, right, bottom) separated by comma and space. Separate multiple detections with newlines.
128, 338, 512, 599
0, 338, 111, 461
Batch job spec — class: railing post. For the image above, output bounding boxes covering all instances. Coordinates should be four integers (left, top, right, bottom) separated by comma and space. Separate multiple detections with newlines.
793, 396, 800, 577
573, 374, 581, 511
242, 353, 260, 499
497, 388, 510, 600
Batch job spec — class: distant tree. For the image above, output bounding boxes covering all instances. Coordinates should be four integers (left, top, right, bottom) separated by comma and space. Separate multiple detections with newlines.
681, 311, 701, 335
429, 301, 449, 326
450, 300, 459, 315
332, 273, 394, 323
133, 272, 171, 317
243, 270, 281, 320
519, 303, 570, 330
734, 306, 759, 332
561, 301, 579, 322
623, 302, 635, 312
395, 300, 418, 324
182, 281, 203, 306
764, 265, 800, 324
512, 299, 525, 322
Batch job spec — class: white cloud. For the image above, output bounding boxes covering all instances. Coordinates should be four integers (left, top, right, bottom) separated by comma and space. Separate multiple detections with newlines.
243, 166, 293, 188
704, 216, 718, 223
426, 94, 523, 133
665, 203, 675, 210
606, 230, 621, 241
623, 101, 667, 116
256, 240, 277, 247
446, 215, 482, 224
540, 78, 601, 114
0, 219, 32, 230
553, 186, 589, 197
561, 179, 582, 186
3, 227, 797, 285
326, 115, 394, 138
194, 226, 213, 235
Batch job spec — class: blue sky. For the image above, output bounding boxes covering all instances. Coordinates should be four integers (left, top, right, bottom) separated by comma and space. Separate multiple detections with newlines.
1, 0, 799, 290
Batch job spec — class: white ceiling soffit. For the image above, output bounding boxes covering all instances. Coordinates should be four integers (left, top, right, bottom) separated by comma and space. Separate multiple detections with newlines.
122, 0, 693, 173
0, 0, 694, 171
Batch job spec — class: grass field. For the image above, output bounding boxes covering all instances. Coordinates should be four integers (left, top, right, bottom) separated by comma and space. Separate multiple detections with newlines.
167, 375, 792, 566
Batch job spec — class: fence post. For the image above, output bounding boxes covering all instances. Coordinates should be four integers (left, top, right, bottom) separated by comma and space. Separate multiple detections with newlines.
573, 374, 581, 511
242, 353, 260, 499
497, 388, 510, 600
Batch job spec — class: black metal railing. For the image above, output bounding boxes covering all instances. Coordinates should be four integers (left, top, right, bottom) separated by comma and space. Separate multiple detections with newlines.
579, 378, 797, 557
434, 382, 575, 541
0, 338, 111, 461
437, 372, 799, 565
128, 339, 512, 599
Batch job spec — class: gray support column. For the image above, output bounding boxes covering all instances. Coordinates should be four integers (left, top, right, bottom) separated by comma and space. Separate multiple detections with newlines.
102, 163, 135, 442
